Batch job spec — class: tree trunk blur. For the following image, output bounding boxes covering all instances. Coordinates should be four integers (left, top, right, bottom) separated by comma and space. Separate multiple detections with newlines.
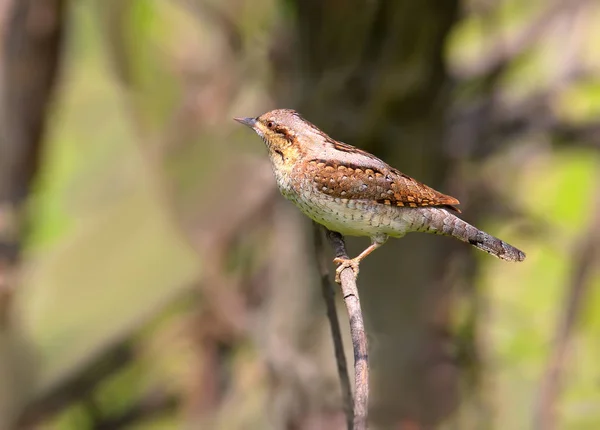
272, 1, 461, 428
0, 0, 64, 427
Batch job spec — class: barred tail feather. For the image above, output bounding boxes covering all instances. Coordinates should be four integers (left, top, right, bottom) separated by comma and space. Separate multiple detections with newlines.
421, 208, 526, 262
462, 227, 526, 262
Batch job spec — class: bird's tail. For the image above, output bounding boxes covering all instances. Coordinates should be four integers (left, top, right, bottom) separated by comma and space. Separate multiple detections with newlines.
416, 208, 526, 262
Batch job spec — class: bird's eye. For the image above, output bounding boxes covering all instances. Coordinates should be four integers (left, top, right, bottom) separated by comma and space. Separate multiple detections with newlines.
267, 121, 274, 129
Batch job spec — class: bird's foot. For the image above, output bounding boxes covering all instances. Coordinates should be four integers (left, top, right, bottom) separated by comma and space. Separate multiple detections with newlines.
333, 257, 360, 284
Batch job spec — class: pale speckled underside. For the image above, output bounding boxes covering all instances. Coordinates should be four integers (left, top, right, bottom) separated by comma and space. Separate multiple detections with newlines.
289, 184, 429, 238
274, 159, 442, 239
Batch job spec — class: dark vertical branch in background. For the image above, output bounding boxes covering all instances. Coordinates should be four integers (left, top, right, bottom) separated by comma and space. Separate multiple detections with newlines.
0, 0, 64, 203
0, 0, 63, 193
0, 0, 64, 315
0, 0, 65, 427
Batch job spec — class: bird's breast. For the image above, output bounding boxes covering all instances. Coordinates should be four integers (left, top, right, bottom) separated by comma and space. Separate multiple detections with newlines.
276, 175, 409, 237
268, 160, 426, 238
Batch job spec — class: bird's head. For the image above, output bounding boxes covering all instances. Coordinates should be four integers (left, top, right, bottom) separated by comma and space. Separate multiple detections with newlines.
235, 109, 318, 160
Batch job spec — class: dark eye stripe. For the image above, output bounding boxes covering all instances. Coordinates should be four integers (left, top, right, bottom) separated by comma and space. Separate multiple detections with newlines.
273, 125, 294, 141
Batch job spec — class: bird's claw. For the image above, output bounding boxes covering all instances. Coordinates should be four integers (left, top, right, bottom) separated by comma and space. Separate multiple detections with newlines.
333, 257, 360, 283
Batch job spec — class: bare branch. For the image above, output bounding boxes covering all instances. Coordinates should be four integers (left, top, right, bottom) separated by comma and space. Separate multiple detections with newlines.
534, 178, 600, 430
325, 230, 369, 430
313, 224, 353, 430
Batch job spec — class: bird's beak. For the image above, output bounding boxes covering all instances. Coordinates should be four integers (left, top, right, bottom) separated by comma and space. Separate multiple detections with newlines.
234, 117, 257, 128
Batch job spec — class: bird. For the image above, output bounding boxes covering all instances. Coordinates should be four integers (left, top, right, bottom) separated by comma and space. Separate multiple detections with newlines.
235, 109, 525, 282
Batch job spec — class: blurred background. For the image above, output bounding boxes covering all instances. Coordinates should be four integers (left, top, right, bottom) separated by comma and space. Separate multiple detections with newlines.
0, 0, 599, 429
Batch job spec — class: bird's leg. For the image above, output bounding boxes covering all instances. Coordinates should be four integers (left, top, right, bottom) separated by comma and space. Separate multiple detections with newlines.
334, 235, 388, 283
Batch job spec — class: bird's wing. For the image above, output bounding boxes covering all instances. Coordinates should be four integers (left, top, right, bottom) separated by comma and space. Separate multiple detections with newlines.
305, 157, 461, 212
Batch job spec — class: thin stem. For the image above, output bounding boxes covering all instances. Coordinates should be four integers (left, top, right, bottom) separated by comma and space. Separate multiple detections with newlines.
312, 224, 353, 430
325, 229, 369, 430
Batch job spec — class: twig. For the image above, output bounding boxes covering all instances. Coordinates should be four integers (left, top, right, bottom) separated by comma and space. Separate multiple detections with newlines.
534, 181, 600, 430
312, 224, 353, 430
324, 229, 369, 430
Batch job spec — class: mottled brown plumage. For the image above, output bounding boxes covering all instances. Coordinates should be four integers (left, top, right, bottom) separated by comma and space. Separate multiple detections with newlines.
305, 159, 461, 212
235, 109, 525, 281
